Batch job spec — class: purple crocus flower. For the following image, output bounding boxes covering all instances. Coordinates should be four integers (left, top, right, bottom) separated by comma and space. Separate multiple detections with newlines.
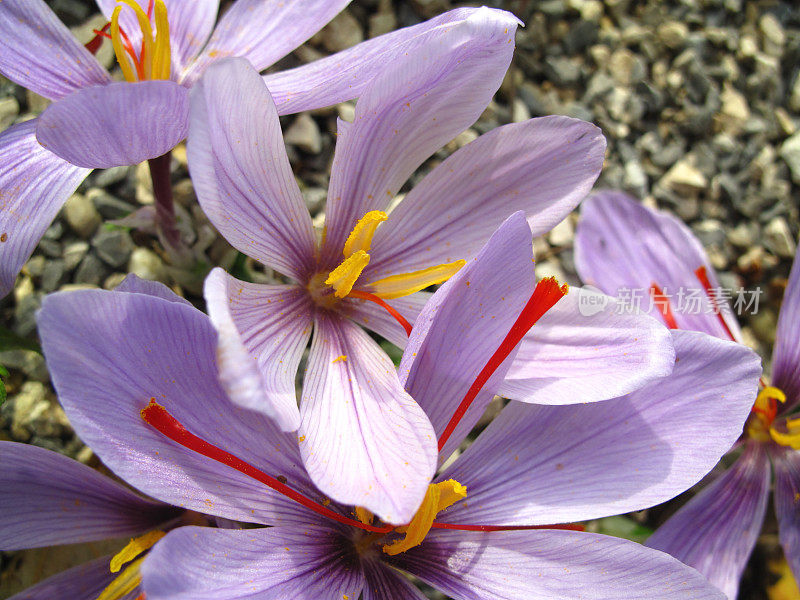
575, 189, 800, 599
187, 52, 676, 521
0, 1, 513, 297
0, 440, 182, 600
37, 213, 762, 599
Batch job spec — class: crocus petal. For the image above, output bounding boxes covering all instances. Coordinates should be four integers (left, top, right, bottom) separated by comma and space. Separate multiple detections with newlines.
0, 120, 90, 298
38, 288, 316, 525
391, 529, 725, 600
204, 268, 311, 431
184, 0, 350, 83
773, 247, 800, 405
366, 117, 605, 279
575, 190, 742, 341
362, 559, 428, 600
7, 554, 120, 600
399, 213, 536, 461
142, 525, 364, 600
36, 81, 189, 169
0, 0, 111, 101
0, 441, 176, 550
499, 288, 675, 404
188, 58, 316, 280
771, 447, 800, 586
97, 0, 219, 74
341, 291, 430, 349
320, 11, 516, 267
264, 7, 520, 115
646, 443, 770, 600
115, 273, 192, 306
299, 312, 437, 524
439, 330, 761, 526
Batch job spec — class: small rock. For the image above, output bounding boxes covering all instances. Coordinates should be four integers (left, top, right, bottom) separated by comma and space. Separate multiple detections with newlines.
0, 350, 49, 383
445, 129, 478, 153
779, 132, 800, 183
135, 162, 154, 205
337, 102, 355, 123
41, 259, 65, 292
318, 10, 363, 53
24, 255, 46, 278
727, 223, 758, 248
128, 247, 166, 281
660, 159, 708, 193
764, 217, 796, 258
580, 0, 603, 21
368, 11, 396, 38
717, 83, 749, 132
104, 273, 127, 290
25, 89, 50, 114
544, 56, 582, 86
657, 22, 689, 50
88, 187, 136, 219
303, 187, 327, 215
93, 165, 130, 188
789, 73, 800, 113
759, 13, 785, 57
0, 96, 20, 130
74, 253, 109, 286
11, 382, 49, 441
284, 113, 322, 154
607, 49, 646, 86
623, 160, 648, 195
511, 98, 531, 123
63, 192, 102, 238
63, 241, 89, 271
548, 218, 574, 247
92, 229, 134, 268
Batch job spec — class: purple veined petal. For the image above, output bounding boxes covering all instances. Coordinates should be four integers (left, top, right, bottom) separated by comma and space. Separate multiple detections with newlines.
398, 213, 536, 462
773, 247, 800, 406
390, 529, 725, 600
771, 447, 800, 587
499, 288, 675, 404
115, 273, 193, 306
362, 559, 428, 600
264, 7, 520, 116
0, 0, 111, 101
36, 81, 189, 169
647, 442, 771, 600
183, 0, 350, 84
188, 58, 317, 281
299, 312, 437, 525
439, 330, 761, 526
204, 268, 311, 431
141, 525, 364, 600
0, 441, 177, 550
575, 190, 742, 342
0, 119, 90, 298
342, 291, 430, 349
7, 554, 122, 600
320, 11, 516, 268
366, 117, 605, 280
38, 288, 318, 526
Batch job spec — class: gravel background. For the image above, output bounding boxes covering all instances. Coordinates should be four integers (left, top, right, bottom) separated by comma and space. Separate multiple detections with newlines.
1, 0, 799, 597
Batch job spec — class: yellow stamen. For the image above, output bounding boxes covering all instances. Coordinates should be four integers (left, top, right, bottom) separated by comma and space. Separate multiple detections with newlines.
325, 250, 370, 298
383, 479, 466, 556
118, 0, 154, 80
151, 0, 171, 79
110, 530, 166, 573
771, 416, 800, 449
109, 6, 136, 82
368, 260, 467, 300
355, 506, 373, 525
343, 211, 387, 258
755, 386, 787, 414
96, 557, 145, 600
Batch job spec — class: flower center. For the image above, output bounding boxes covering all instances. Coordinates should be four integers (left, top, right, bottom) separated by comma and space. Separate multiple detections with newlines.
747, 385, 800, 448
95, 530, 165, 600
87, 0, 171, 82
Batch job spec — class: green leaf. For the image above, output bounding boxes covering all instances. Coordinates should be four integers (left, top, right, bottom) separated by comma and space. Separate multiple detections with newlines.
0, 364, 8, 406
0, 326, 41, 354
594, 515, 653, 544
379, 339, 403, 366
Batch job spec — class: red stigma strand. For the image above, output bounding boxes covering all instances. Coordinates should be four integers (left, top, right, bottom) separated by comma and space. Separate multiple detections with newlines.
84, 23, 111, 54
649, 283, 679, 329
140, 399, 392, 534
147, 0, 154, 18
349, 290, 413, 337
437, 277, 568, 452
694, 266, 737, 341
430, 522, 584, 532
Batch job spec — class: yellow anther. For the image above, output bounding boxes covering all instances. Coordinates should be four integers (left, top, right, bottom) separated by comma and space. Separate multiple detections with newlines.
325, 250, 370, 298
368, 260, 466, 300
343, 211, 387, 258
118, 0, 154, 79
151, 0, 171, 79
771, 416, 800, 449
110, 530, 166, 573
383, 479, 466, 556
110, 6, 136, 82
96, 557, 144, 600
355, 506, 373, 525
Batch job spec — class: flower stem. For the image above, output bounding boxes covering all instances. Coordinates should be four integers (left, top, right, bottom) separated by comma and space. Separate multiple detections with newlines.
147, 151, 181, 250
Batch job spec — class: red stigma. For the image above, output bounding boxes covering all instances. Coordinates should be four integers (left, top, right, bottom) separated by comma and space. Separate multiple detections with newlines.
649, 283, 679, 329
140, 399, 392, 534
349, 290, 413, 337
437, 277, 568, 451
84, 22, 111, 54
694, 266, 737, 341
